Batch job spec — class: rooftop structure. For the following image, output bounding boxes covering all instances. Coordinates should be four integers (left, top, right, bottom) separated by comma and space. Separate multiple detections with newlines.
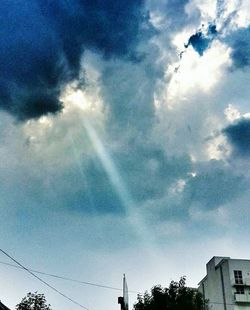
0, 301, 10, 310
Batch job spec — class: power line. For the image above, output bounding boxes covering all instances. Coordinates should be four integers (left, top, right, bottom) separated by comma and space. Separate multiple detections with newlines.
0, 260, 141, 294
0, 248, 90, 310
0, 254, 236, 308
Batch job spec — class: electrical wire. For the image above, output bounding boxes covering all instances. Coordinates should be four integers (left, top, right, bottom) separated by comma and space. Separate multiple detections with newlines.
0, 260, 141, 294
0, 253, 239, 308
0, 248, 90, 310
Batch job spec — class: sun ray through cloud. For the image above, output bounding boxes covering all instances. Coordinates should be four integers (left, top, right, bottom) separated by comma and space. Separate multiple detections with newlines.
82, 118, 164, 259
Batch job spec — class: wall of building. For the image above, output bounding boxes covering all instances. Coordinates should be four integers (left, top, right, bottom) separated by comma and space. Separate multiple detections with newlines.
220, 259, 234, 310
198, 257, 250, 310
198, 257, 228, 310
228, 260, 250, 310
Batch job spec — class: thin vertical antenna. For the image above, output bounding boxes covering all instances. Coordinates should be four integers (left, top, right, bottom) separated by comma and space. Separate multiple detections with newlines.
123, 274, 129, 310
118, 274, 129, 310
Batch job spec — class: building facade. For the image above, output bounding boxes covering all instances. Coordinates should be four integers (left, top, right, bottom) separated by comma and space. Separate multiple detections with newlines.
198, 256, 250, 310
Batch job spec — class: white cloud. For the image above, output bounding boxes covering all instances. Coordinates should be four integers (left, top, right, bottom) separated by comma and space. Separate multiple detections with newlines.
165, 41, 231, 108
206, 135, 231, 160
236, 0, 250, 28
185, 0, 250, 35
224, 104, 241, 122
18, 56, 106, 170
169, 179, 186, 194
189, 204, 231, 227
220, 0, 250, 30
224, 104, 250, 124
186, 0, 217, 23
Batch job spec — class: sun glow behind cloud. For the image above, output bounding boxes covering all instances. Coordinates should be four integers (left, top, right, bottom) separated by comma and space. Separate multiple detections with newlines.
20, 78, 106, 174
166, 41, 231, 108
24, 79, 163, 257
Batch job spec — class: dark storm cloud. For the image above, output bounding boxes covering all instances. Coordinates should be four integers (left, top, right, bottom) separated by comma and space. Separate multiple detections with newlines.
0, 127, 192, 216
214, 0, 250, 70
54, 164, 124, 215
183, 160, 246, 209
226, 26, 250, 69
0, 1, 65, 120
59, 142, 192, 214
223, 118, 250, 156
0, 0, 153, 120
185, 24, 217, 56
0, 152, 124, 215
114, 141, 192, 202
39, 0, 155, 67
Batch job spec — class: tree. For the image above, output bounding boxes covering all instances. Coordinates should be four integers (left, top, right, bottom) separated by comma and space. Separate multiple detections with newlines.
16, 292, 52, 310
133, 276, 208, 310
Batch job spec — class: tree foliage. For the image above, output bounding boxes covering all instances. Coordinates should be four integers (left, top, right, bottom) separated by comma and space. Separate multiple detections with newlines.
16, 292, 52, 310
133, 277, 207, 310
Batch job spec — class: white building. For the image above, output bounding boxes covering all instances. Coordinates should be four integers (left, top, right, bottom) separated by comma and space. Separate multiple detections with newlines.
198, 256, 250, 310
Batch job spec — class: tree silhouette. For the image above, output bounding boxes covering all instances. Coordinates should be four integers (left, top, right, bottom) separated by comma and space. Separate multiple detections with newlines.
134, 277, 207, 310
16, 292, 52, 310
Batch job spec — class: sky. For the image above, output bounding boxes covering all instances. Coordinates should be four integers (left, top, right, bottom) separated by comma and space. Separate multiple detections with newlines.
0, 0, 250, 309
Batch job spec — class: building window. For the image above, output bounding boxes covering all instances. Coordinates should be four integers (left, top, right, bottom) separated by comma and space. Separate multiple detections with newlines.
234, 270, 243, 284
235, 286, 245, 294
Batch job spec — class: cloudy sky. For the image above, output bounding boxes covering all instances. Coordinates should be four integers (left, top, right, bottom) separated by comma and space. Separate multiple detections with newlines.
0, 0, 250, 309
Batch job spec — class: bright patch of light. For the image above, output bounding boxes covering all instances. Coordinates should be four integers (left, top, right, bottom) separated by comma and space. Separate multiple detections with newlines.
38, 116, 52, 127
169, 179, 186, 194
186, 0, 249, 32
21, 75, 105, 170
153, 94, 161, 110
224, 104, 241, 122
172, 29, 194, 51
219, 0, 250, 29
83, 120, 161, 257
149, 12, 165, 29
224, 105, 250, 123
186, 0, 217, 22
23, 86, 104, 147
62, 88, 95, 112
206, 135, 231, 160
84, 120, 132, 208
243, 113, 250, 119
235, 0, 250, 27
188, 172, 197, 178
166, 41, 231, 108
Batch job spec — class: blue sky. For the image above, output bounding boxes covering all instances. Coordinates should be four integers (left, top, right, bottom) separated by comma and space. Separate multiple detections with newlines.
0, 0, 250, 310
